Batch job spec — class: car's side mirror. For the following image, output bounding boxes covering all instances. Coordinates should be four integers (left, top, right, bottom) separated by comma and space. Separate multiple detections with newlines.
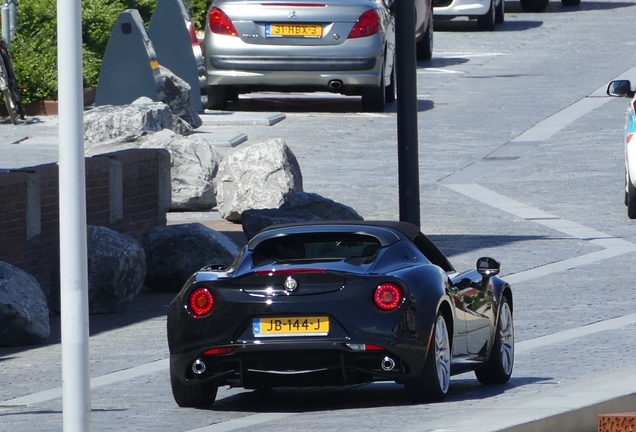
607, 80, 635, 98
476, 257, 500, 278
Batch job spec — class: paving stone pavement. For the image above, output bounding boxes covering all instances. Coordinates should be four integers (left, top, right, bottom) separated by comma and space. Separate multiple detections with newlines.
3, 1, 636, 430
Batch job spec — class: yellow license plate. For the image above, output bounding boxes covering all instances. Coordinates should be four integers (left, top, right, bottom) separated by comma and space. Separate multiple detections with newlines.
266, 24, 322, 38
253, 316, 329, 337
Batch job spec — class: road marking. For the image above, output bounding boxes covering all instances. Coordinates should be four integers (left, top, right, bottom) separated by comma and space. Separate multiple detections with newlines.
0, 358, 168, 408
417, 68, 465, 75
512, 95, 610, 142
515, 313, 636, 354
441, 80, 636, 282
444, 183, 636, 284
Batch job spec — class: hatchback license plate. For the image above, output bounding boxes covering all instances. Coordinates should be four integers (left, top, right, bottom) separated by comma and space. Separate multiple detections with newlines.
253, 316, 329, 337
266, 24, 322, 38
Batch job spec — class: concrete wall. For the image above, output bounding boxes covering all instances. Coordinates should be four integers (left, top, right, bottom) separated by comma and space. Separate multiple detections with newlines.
0, 148, 171, 294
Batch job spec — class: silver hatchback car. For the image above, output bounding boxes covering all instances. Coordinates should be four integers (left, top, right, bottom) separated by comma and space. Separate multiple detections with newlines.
203, 0, 433, 112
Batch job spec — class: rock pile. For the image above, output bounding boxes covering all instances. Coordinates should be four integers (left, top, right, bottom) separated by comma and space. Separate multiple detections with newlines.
1, 65, 364, 346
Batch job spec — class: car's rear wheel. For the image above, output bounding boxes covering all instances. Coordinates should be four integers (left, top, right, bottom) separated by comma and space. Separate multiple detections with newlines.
385, 62, 396, 103
477, 0, 496, 31
520, 0, 549, 12
207, 85, 229, 110
495, 0, 505, 23
405, 313, 451, 403
416, 13, 433, 61
361, 73, 386, 112
170, 368, 218, 408
475, 297, 514, 384
561, 0, 580, 5
626, 171, 636, 219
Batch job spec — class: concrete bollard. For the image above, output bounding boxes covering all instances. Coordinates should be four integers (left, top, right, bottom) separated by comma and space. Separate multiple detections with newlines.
598, 412, 636, 432
95, 9, 163, 106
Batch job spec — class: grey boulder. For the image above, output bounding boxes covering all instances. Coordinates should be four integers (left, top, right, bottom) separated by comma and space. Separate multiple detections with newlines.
242, 208, 322, 240
85, 226, 146, 314
241, 192, 364, 239
280, 192, 363, 220
157, 66, 202, 129
85, 129, 220, 210
215, 138, 303, 222
0, 262, 50, 346
143, 223, 241, 292
84, 97, 193, 144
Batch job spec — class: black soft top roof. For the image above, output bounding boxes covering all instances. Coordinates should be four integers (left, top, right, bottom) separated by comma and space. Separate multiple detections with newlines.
249, 220, 455, 272
249, 220, 422, 249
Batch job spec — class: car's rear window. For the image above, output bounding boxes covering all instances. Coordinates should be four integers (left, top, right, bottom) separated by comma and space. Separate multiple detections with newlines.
252, 233, 380, 265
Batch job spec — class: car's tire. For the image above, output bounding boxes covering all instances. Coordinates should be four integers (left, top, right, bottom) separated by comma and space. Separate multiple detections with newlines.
626, 172, 636, 219
520, 0, 549, 12
495, 0, 505, 23
475, 296, 514, 385
385, 62, 396, 103
207, 85, 229, 110
477, 0, 496, 31
170, 369, 218, 408
561, 0, 580, 5
405, 313, 451, 403
416, 13, 434, 61
361, 72, 386, 112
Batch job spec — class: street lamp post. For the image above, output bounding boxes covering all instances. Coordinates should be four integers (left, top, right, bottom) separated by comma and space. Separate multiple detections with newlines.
394, 0, 421, 228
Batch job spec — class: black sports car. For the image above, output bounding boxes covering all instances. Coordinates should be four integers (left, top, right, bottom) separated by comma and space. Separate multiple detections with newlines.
167, 221, 514, 407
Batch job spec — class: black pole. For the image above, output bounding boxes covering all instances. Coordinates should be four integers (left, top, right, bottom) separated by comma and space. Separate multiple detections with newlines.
394, 0, 421, 228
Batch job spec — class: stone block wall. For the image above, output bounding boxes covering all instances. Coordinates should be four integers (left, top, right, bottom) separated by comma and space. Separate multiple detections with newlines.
0, 148, 171, 294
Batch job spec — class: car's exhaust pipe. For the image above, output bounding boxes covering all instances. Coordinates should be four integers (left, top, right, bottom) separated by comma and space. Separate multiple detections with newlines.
381, 356, 396, 371
192, 359, 206, 375
328, 80, 343, 90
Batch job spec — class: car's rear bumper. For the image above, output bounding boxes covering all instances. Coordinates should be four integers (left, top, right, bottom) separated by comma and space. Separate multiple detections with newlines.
170, 341, 425, 389
433, 0, 490, 16
204, 34, 386, 90
206, 69, 382, 92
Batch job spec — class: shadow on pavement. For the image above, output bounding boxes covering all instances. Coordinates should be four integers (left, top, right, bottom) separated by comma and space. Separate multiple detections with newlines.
207, 376, 552, 412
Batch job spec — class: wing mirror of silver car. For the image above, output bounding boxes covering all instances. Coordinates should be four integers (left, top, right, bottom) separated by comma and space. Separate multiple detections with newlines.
607, 80, 635, 98
476, 257, 500, 278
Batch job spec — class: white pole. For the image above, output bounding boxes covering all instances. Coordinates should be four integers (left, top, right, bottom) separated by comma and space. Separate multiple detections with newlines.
57, 0, 91, 429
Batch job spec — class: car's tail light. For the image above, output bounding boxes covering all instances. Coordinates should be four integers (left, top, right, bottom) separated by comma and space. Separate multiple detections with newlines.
209, 7, 239, 37
188, 287, 215, 316
346, 343, 386, 351
348, 10, 380, 39
187, 20, 200, 46
373, 283, 402, 310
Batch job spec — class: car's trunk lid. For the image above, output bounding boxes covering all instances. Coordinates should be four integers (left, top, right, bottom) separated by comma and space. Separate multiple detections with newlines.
238, 267, 348, 296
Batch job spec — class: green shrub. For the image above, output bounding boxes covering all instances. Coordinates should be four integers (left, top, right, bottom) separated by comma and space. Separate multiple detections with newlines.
9, 0, 208, 105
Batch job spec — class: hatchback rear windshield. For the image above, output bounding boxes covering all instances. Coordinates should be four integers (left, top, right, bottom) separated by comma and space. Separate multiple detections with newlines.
252, 233, 381, 265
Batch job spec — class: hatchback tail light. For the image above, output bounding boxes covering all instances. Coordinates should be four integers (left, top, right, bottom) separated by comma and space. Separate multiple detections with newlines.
187, 20, 200, 46
348, 10, 380, 39
209, 7, 239, 36
188, 287, 215, 316
373, 283, 402, 310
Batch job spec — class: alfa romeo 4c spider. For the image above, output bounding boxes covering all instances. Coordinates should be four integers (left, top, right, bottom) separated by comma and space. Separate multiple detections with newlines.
167, 221, 514, 407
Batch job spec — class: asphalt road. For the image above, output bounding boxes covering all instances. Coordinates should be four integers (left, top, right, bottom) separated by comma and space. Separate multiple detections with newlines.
2, 0, 636, 431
